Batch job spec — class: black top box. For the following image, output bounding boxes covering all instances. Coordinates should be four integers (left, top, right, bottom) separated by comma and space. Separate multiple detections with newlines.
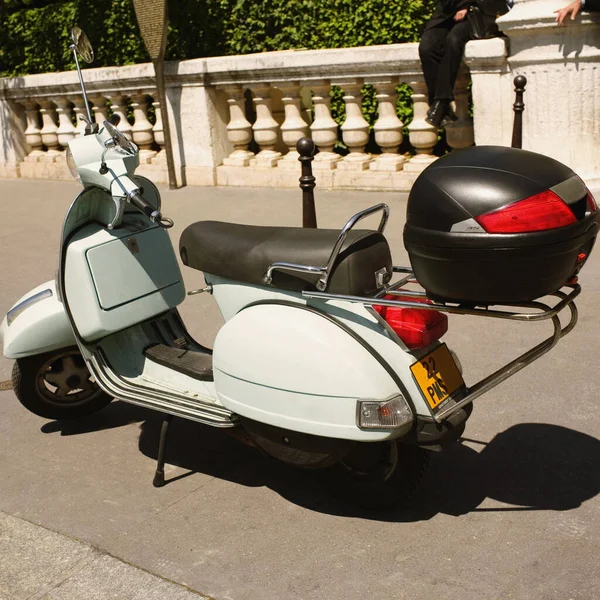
403, 146, 600, 304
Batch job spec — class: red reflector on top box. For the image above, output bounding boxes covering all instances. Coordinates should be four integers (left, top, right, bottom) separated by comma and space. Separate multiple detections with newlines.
475, 190, 577, 233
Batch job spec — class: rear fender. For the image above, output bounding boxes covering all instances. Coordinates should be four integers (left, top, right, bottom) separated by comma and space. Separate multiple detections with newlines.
1, 281, 75, 359
213, 302, 415, 441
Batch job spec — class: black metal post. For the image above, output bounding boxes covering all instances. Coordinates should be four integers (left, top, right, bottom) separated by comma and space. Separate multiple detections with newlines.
511, 75, 527, 149
296, 137, 317, 228
153, 413, 173, 487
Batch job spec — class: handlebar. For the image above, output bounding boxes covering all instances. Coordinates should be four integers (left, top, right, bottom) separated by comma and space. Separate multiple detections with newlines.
128, 190, 174, 229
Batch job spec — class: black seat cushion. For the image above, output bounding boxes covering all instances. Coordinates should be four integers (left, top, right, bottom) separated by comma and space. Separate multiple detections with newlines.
179, 221, 392, 296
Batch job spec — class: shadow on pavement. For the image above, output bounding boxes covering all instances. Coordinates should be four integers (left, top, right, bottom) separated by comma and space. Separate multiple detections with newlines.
42, 406, 600, 521
134, 418, 600, 522
40, 400, 153, 436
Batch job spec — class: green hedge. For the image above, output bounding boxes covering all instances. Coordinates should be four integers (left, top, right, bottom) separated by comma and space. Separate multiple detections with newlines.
0, 0, 436, 76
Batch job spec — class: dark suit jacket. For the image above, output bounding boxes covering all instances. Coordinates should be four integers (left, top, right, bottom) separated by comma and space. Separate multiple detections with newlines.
425, 0, 474, 29
585, 0, 600, 11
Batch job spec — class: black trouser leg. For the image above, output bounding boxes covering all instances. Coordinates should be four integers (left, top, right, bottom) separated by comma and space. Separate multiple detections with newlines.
433, 20, 472, 102
419, 26, 450, 106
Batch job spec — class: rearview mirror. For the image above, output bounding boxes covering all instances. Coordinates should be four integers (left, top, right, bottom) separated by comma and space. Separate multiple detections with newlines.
71, 25, 94, 64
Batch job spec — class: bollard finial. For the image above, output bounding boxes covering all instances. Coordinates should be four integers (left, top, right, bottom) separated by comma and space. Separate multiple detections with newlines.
297, 137, 317, 228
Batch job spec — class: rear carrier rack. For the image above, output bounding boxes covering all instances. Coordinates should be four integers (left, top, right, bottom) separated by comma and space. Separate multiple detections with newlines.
264, 205, 581, 423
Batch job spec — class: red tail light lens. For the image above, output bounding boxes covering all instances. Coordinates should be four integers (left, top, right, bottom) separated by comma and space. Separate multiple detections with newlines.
374, 295, 448, 350
474, 190, 577, 233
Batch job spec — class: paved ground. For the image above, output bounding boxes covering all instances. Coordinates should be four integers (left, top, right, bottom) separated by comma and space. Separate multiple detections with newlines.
1, 178, 599, 600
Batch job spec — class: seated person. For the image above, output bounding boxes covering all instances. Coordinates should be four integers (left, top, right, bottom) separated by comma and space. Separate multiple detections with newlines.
419, 0, 508, 128
555, 0, 600, 24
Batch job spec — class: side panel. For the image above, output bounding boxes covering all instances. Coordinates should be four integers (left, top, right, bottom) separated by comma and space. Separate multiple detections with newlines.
1, 281, 75, 358
65, 221, 185, 341
213, 303, 410, 441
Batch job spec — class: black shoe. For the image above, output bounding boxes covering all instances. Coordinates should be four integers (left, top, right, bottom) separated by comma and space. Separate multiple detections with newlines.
440, 106, 458, 128
425, 100, 455, 128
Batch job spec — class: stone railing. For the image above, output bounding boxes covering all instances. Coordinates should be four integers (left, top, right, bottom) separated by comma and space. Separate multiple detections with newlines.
0, 43, 474, 190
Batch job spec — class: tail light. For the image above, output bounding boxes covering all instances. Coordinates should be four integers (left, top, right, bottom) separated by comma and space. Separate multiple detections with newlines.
474, 190, 577, 233
373, 295, 448, 350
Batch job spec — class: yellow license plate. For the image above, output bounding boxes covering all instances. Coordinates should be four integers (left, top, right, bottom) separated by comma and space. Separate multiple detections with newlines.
410, 344, 465, 413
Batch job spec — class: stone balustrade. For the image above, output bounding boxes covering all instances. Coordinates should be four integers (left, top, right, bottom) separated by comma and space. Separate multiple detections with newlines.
0, 43, 476, 189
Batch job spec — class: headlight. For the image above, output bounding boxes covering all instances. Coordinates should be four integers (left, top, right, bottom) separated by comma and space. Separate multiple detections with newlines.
6, 289, 53, 326
66, 146, 81, 182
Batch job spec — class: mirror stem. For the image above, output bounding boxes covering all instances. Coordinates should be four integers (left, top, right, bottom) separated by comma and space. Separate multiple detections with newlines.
71, 44, 94, 125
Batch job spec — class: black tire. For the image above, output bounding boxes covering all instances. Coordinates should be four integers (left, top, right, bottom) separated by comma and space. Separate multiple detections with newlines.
12, 347, 113, 420
325, 440, 431, 509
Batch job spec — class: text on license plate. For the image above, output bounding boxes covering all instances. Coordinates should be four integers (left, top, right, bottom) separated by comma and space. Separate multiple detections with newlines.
410, 344, 465, 412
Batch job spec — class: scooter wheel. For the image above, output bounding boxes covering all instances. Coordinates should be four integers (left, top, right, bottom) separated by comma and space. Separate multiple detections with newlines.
12, 347, 113, 420
325, 440, 430, 509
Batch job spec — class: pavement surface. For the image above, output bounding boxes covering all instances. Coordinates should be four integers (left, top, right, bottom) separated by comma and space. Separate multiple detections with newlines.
0, 178, 599, 600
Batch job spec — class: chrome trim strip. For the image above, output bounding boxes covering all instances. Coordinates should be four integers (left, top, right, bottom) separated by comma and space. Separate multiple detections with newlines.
88, 351, 236, 427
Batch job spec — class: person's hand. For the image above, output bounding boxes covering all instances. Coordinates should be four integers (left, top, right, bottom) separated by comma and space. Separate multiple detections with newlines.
454, 8, 468, 20
554, 0, 582, 25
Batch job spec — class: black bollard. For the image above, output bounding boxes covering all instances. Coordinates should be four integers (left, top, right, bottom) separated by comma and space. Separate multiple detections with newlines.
296, 137, 317, 228
511, 75, 527, 149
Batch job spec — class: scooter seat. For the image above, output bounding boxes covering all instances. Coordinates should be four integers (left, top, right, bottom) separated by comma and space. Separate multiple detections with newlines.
179, 221, 392, 296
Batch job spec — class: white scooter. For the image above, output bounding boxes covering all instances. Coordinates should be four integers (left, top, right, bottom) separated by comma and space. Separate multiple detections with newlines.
0, 28, 583, 508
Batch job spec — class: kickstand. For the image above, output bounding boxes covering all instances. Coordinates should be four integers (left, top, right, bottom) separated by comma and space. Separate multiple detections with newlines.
153, 413, 174, 488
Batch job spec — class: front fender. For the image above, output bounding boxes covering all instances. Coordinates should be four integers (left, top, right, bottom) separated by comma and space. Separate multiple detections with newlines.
1, 281, 75, 359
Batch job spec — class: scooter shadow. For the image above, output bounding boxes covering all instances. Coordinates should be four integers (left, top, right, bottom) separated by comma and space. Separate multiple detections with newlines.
136, 418, 600, 522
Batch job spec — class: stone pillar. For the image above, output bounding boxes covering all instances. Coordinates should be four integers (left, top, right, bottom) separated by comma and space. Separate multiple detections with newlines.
39, 100, 60, 156
0, 95, 27, 177
276, 81, 309, 169
336, 79, 372, 171
222, 86, 254, 166
368, 78, 405, 171
464, 37, 511, 147
23, 101, 44, 160
131, 93, 157, 163
310, 80, 341, 170
106, 95, 133, 140
55, 98, 76, 149
490, 0, 600, 186
445, 71, 474, 150
405, 81, 437, 173
249, 85, 281, 167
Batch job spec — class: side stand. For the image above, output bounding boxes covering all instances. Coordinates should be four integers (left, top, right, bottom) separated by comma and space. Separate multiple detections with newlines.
153, 413, 173, 487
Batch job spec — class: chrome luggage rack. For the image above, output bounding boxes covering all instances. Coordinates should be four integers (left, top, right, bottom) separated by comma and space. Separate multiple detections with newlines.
262, 204, 581, 423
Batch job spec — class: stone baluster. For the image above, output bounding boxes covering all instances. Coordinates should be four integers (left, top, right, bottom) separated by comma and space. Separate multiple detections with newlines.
90, 95, 109, 125
151, 100, 166, 164
369, 78, 405, 172
72, 97, 90, 137
106, 95, 133, 140
222, 86, 254, 166
55, 98, 76, 149
310, 80, 341, 170
249, 85, 281, 168
22, 101, 44, 160
131, 92, 157, 163
405, 81, 438, 174
39, 100, 60, 156
336, 79, 372, 171
276, 81, 309, 170
445, 74, 474, 151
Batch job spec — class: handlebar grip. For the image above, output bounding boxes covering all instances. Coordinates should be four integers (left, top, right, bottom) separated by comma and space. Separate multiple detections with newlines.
128, 190, 160, 222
